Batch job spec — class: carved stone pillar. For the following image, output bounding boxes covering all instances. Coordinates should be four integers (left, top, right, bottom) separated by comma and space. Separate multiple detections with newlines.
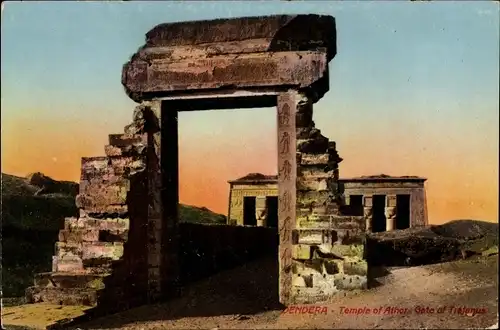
146, 100, 180, 301
256, 196, 267, 227
277, 91, 297, 305
363, 195, 373, 233
145, 100, 163, 302
385, 195, 397, 231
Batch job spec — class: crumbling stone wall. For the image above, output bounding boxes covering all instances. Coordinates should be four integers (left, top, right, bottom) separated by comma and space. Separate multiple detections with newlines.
277, 92, 367, 304
26, 104, 155, 311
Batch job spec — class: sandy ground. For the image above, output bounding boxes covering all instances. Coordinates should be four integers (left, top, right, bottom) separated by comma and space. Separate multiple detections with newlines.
2, 254, 498, 330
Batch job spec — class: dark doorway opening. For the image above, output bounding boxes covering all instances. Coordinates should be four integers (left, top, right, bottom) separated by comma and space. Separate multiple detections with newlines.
371, 195, 386, 232
349, 195, 364, 216
243, 196, 257, 226
396, 195, 411, 229
266, 196, 278, 228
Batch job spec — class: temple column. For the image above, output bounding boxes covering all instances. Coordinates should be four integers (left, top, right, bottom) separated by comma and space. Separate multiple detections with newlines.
363, 195, 373, 233
255, 196, 267, 227
385, 195, 397, 231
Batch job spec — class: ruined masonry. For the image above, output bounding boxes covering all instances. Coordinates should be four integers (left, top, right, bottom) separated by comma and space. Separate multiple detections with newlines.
26, 15, 369, 310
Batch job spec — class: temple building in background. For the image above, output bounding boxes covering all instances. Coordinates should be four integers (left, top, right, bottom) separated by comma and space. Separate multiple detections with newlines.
227, 173, 428, 233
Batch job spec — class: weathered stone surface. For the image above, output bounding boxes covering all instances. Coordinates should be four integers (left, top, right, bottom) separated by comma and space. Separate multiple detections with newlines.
123, 51, 328, 99
144, 15, 336, 60
81, 242, 124, 261
297, 175, 336, 192
330, 244, 364, 258
75, 195, 128, 216
300, 153, 331, 166
80, 156, 146, 182
78, 181, 129, 206
56, 242, 83, 258
52, 255, 84, 273
292, 244, 312, 260
58, 229, 100, 243
34, 273, 108, 289
64, 217, 130, 232
297, 190, 331, 208
343, 258, 368, 276
25, 286, 98, 306
108, 134, 147, 148
334, 274, 367, 290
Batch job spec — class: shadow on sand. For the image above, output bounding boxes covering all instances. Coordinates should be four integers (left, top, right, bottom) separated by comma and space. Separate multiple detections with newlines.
64, 255, 284, 329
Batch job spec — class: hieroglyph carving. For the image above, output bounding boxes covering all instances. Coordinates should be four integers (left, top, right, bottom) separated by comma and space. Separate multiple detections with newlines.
277, 91, 297, 305
279, 160, 292, 181
279, 132, 291, 155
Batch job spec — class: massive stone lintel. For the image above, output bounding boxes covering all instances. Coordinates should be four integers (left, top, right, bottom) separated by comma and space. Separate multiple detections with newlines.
123, 52, 328, 100
122, 14, 336, 103
144, 15, 336, 58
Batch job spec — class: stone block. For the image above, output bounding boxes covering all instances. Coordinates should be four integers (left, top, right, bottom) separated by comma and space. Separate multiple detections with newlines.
334, 274, 368, 290
291, 286, 333, 304
79, 181, 130, 205
292, 244, 313, 260
330, 244, 364, 258
34, 272, 108, 289
343, 258, 368, 276
56, 242, 83, 258
296, 191, 331, 209
296, 176, 335, 192
335, 229, 365, 245
75, 194, 129, 216
53, 256, 84, 273
292, 274, 307, 288
82, 242, 124, 261
58, 229, 100, 243
25, 286, 98, 306
123, 51, 328, 99
108, 134, 146, 147
300, 153, 330, 165
329, 216, 365, 230
104, 145, 123, 157
294, 230, 324, 245
110, 156, 147, 176
64, 218, 130, 235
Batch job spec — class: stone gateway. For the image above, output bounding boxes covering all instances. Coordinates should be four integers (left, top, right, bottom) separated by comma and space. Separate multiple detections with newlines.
26, 14, 381, 312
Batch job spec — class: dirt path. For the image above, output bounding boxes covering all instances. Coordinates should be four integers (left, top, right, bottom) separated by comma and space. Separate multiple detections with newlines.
69, 254, 497, 330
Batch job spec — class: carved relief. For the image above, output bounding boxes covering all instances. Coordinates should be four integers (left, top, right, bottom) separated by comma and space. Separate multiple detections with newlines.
279, 160, 292, 181
242, 189, 278, 197
256, 208, 267, 221
386, 195, 397, 208
231, 197, 242, 207
279, 216, 292, 244
280, 247, 292, 270
279, 132, 291, 155
277, 92, 297, 305
278, 103, 291, 126
279, 191, 292, 213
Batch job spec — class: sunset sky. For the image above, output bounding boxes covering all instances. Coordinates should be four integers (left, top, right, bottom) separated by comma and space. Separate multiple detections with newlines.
1, 1, 498, 224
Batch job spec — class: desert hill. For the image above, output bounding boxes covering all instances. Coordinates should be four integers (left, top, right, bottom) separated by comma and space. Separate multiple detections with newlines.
1, 172, 226, 298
